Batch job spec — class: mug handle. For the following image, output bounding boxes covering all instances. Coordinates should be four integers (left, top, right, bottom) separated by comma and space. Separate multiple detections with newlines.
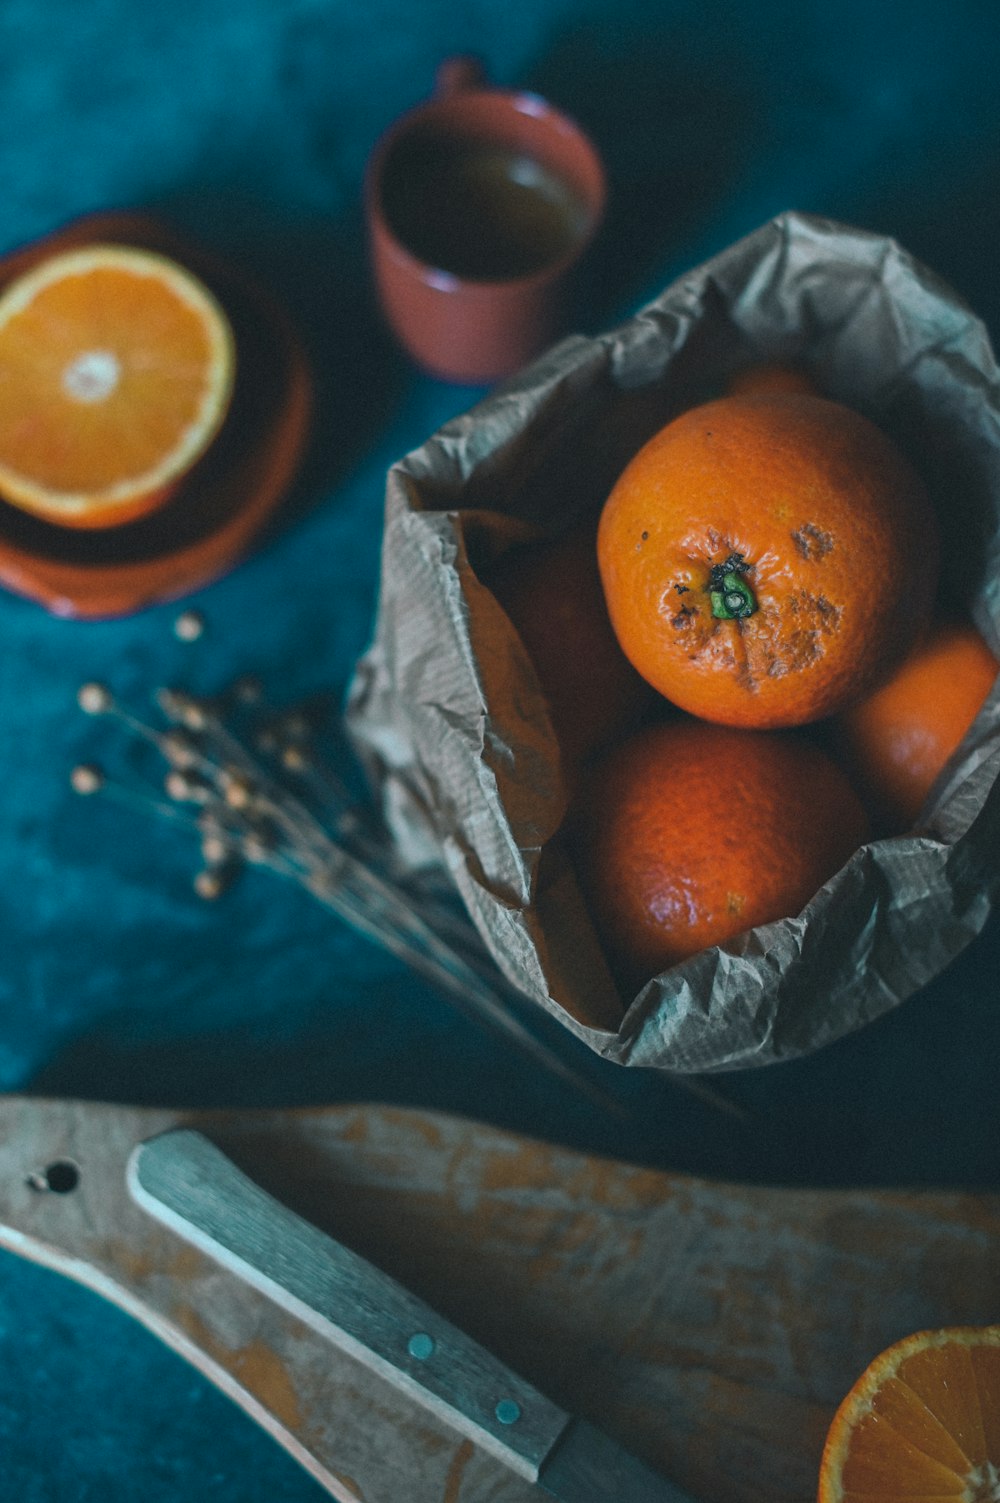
434, 54, 487, 97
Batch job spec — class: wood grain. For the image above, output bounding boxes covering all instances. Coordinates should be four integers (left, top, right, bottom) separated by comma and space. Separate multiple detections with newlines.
0, 1096, 997, 1503
130, 1129, 570, 1479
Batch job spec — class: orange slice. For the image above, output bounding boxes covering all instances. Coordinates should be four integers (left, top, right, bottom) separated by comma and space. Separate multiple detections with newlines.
818, 1326, 1000, 1503
0, 243, 236, 528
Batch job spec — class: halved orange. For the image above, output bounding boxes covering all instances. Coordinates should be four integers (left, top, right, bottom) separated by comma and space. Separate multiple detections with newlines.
0, 243, 236, 528
818, 1326, 1000, 1503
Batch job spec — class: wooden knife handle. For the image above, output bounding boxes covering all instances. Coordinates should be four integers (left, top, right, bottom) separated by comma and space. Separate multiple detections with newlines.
129, 1128, 570, 1482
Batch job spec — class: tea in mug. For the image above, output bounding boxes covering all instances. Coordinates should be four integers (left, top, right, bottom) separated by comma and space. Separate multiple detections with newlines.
382, 135, 590, 281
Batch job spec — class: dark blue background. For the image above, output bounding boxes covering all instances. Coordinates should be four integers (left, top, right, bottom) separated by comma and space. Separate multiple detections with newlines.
0, 1, 998, 1496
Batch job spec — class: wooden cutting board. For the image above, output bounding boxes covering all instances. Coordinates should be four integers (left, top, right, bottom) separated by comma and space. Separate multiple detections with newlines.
2, 1095, 998, 1503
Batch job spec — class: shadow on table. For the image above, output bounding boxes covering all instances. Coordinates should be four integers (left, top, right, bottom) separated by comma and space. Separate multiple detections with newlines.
852, 148, 1000, 343
526, 22, 761, 329
147, 185, 411, 528
28, 906, 1000, 1192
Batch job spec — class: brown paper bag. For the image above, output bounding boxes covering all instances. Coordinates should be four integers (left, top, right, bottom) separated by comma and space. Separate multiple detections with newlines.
346, 212, 1000, 1073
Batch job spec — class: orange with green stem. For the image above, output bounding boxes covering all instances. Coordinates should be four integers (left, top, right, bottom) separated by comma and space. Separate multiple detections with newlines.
597, 391, 939, 729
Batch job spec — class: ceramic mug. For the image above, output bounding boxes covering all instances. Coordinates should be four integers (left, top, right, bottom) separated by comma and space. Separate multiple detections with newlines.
366, 57, 607, 385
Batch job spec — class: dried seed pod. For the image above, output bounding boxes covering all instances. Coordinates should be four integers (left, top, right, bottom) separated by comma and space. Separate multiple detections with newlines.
280, 711, 311, 741
194, 865, 233, 901
70, 763, 104, 795
200, 830, 231, 866
220, 768, 253, 809
242, 834, 272, 865
173, 609, 206, 642
158, 688, 208, 731
161, 730, 199, 769
78, 682, 113, 715
231, 674, 263, 706
165, 770, 211, 805
281, 743, 308, 773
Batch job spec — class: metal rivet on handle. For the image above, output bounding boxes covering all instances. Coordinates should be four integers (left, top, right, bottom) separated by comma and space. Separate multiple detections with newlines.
495, 1399, 522, 1425
408, 1332, 436, 1360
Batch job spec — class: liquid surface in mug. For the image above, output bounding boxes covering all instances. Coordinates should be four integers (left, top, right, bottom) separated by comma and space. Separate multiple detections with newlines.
382, 137, 589, 280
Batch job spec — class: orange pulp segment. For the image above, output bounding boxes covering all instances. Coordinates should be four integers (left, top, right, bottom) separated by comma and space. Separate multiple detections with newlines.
818, 1326, 1000, 1503
0, 243, 236, 528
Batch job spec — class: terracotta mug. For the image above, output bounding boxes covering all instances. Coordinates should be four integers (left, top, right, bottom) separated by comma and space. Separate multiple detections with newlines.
366, 57, 607, 384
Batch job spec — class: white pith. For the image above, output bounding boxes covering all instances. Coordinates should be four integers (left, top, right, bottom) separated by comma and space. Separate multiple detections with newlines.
61, 349, 121, 403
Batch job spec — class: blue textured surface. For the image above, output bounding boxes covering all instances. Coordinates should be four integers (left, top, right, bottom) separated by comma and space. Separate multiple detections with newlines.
0, 0, 999, 1495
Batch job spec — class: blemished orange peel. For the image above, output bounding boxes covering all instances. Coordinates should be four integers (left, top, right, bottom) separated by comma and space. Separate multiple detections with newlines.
0, 242, 235, 528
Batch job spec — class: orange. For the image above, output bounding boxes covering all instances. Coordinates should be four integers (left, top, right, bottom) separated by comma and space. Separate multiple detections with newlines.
0, 243, 235, 528
597, 392, 939, 729
834, 619, 998, 831
818, 1325, 1000, 1503
726, 361, 819, 396
571, 717, 869, 985
486, 521, 654, 770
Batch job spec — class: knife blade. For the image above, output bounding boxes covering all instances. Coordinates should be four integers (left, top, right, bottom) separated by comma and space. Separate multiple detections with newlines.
540, 1417, 695, 1503
129, 1127, 697, 1502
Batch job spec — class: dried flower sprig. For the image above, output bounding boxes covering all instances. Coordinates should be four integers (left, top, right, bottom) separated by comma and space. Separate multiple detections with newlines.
72, 677, 747, 1123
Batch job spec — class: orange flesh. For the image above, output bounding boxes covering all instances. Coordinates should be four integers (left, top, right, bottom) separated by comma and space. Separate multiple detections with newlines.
820, 1329, 1000, 1503
0, 245, 234, 525
0, 267, 216, 490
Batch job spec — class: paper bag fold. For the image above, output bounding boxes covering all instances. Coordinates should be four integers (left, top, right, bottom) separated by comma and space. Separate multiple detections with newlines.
347, 212, 1000, 1073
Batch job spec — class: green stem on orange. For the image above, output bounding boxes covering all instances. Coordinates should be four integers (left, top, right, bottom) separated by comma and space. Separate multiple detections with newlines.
709, 554, 757, 620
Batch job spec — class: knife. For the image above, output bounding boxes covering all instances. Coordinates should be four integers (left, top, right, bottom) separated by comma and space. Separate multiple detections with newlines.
129, 1127, 696, 1503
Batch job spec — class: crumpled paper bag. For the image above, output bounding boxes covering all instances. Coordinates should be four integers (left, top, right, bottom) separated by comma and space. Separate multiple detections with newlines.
346, 211, 1000, 1073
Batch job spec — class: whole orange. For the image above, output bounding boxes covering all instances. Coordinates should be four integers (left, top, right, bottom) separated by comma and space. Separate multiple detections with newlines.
726, 361, 818, 397
597, 392, 939, 728
486, 521, 653, 770
834, 619, 998, 831
572, 717, 869, 986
